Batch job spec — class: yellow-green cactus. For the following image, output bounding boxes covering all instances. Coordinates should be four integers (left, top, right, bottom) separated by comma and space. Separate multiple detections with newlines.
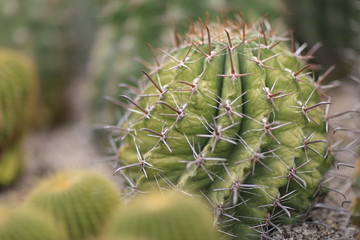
105, 192, 218, 240
0, 205, 63, 240
113, 19, 331, 239
26, 171, 120, 240
0, 49, 38, 148
0, 144, 23, 188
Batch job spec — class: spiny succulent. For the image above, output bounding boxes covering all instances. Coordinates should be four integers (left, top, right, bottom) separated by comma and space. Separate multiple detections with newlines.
0, 49, 37, 148
0, 205, 63, 240
0, 144, 23, 188
111, 18, 332, 239
26, 171, 120, 240
89, 0, 284, 148
104, 191, 218, 240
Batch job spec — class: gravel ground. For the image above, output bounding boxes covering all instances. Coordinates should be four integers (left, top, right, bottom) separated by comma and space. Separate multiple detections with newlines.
0, 79, 359, 239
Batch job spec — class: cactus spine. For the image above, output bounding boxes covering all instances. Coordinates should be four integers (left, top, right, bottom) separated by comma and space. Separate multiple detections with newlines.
113, 19, 331, 239
26, 171, 120, 240
105, 192, 218, 240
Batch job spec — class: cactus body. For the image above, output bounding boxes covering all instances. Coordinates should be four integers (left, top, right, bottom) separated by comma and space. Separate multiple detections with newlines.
105, 192, 218, 240
0, 49, 38, 187
114, 20, 331, 239
89, 0, 284, 147
0, 144, 23, 188
0, 205, 63, 240
26, 171, 120, 240
0, 49, 37, 148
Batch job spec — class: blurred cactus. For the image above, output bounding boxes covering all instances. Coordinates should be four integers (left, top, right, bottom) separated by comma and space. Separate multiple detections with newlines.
0, 205, 63, 240
26, 171, 120, 240
0, 49, 38, 188
284, 0, 360, 80
105, 192, 218, 240
0, 144, 23, 188
0, 0, 99, 126
0, 49, 38, 146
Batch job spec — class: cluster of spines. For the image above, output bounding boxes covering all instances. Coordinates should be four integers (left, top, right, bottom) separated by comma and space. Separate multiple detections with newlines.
26, 171, 120, 240
109, 18, 333, 239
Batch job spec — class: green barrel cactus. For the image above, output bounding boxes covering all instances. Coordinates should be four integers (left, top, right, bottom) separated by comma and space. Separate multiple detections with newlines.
0, 205, 63, 240
105, 191, 218, 240
0, 49, 38, 148
283, 0, 360, 80
0, 144, 23, 188
88, 0, 284, 147
0, 0, 99, 125
113, 19, 331, 239
26, 171, 120, 240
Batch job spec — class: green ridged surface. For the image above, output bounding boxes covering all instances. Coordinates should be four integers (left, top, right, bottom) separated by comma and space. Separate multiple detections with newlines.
88, 0, 284, 139
105, 192, 218, 240
0, 0, 99, 125
115, 20, 331, 239
0, 143, 23, 188
26, 171, 120, 240
284, 0, 359, 80
0, 205, 63, 240
0, 49, 37, 148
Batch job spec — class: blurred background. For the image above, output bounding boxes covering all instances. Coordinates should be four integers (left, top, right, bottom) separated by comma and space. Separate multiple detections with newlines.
0, 0, 359, 238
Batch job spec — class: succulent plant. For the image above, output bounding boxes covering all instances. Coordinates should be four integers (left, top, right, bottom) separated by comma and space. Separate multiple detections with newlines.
283, 0, 360, 80
0, 0, 99, 125
105, 191, 218, 240
111, 18, 332, 239
0, 205, 63, 240
0, 49, 38, 148
26, 171, 120, 240
88, 0, 284, 148
0, 144, 23, 188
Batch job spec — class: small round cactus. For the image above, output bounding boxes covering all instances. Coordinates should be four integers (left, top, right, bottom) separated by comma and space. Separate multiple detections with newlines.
26, 171, 120, 240
0, 205, 63, 240
113, 18, 331, 239
105, 191, 218, 240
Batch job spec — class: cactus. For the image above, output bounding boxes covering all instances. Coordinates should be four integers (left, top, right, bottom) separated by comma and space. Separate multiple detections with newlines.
0, 205, 63, 240
26, 171, 120, 240
0, 49, 38, 147
283, 0, 360, 80
88, 0, 284, 149
0, 144, 23, 188
0, 49, 38, 188
105, 191, 218, 240
0, 0, 99, 125
112, 19, 332, 239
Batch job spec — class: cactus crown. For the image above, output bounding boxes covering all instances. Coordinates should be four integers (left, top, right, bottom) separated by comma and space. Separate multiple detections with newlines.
114, 18, 331, 238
